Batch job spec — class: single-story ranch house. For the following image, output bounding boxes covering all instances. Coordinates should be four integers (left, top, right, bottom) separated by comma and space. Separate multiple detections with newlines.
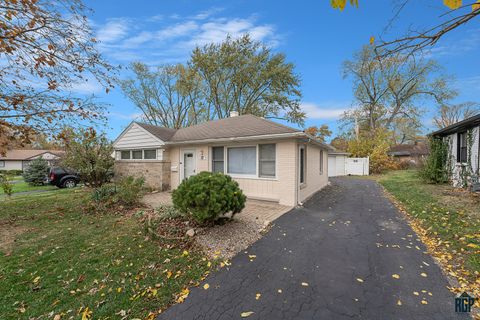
113, 114, 333, 206
0, 149, 63, 171
432, 114, 480, 187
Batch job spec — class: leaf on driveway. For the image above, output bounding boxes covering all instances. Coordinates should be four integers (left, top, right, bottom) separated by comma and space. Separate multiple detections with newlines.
241, 311, 254, 317
255, 293, 261, 300
301, 282, 309, 286
420, 272, 427, 277
277, 289, 282, 293
397, 299, 402, 306
203, 283, 209, 290
413, 291, 419, 296
356, 278, 364, 283
392, 274, 400, 279
421, 300, 428, 305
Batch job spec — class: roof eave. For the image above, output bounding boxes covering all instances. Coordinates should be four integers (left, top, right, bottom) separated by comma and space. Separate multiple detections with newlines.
165, 132, 306, 145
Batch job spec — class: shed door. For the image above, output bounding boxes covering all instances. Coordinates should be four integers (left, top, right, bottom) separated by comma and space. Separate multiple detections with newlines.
345, 158, 369, 176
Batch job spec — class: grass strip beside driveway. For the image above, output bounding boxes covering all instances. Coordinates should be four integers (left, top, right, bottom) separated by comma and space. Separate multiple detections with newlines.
379, 170, 480, 303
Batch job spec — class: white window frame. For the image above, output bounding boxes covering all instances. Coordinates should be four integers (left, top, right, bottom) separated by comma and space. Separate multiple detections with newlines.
211, 146, 225, 174
118, 149, 159, 161
299, 145, 306, 185
319, 149, 324, 175
143, 149, 157, 160
226, 145, 258, 179
211, 143, 277, 180
258, 144, 276, 178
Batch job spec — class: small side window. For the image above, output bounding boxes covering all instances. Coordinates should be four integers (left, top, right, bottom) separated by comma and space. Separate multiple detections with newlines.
121, 151, 130, 160
132, 150, 142, 159
144, 149, 157, 159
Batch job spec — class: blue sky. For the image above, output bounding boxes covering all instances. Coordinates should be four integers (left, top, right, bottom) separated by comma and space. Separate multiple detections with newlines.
81, 0, 480, 141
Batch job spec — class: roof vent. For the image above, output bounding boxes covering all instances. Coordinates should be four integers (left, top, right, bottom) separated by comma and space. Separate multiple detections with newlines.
230, 111, 239, 117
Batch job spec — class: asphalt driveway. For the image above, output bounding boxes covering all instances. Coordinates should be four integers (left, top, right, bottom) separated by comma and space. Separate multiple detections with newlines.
157, 177, 468, 319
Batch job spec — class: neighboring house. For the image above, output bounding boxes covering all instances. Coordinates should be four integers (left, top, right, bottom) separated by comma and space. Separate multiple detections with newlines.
0, 149, 64, 171
113, 113, 333, 206
328, 149, 350, 177
431, 114, 480, 187
387, 142, 429, 166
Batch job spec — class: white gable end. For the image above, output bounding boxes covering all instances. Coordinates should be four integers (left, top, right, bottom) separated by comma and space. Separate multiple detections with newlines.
114, 123, 164, 149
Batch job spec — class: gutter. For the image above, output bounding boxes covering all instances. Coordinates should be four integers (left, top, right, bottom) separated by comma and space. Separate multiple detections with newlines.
165, 132, 334, 150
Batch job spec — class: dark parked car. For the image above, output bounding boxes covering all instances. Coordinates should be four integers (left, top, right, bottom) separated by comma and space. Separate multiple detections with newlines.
48, 167, 80, 188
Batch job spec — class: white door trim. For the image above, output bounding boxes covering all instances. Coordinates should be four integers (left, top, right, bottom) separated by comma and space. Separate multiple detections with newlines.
180, 148, 196, 180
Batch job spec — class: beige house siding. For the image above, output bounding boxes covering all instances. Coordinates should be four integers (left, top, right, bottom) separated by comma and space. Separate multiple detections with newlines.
114, 123, 165, 149
0, 160, 23, 171
298, 143, 329, 203
169, 140, 299, 206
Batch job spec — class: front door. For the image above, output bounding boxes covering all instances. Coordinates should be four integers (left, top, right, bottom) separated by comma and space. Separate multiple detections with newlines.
183, 150, 196, 180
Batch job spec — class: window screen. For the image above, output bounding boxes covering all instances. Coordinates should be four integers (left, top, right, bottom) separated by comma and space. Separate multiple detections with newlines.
227, 147, 256, 175
144, 149, 157, 159
132, 150, 142, 159
212, 147, 224, 173
259, 144, 276, 177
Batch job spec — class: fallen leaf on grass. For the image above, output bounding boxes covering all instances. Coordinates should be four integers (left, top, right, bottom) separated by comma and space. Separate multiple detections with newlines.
241, 311, 254, 317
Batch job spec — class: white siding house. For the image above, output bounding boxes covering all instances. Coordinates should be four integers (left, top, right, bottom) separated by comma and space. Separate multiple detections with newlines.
432, 114, 480, 188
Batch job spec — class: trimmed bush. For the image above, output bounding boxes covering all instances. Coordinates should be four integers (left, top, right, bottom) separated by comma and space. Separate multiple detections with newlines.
172, 172, 246, 224
22, 157, 49, 185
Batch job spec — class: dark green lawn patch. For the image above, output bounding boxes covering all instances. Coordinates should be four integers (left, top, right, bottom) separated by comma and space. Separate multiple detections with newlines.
0, 189, 211, 319
0, 179, 56, 195
378, 170, 480, 299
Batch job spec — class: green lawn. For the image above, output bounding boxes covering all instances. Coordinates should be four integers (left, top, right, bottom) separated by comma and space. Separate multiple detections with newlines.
0, 180, 57, 195
0, 189, 211, 319
378, 170, 480, 296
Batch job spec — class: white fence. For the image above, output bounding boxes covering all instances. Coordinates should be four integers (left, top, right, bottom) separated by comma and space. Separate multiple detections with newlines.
345, 157, 369, 176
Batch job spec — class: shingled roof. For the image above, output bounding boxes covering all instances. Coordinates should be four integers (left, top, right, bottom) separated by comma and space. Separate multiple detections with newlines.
135, 122, 177, 142
0, 149, 64, 160
130, 115, 334, 150
170, 114, 299, 142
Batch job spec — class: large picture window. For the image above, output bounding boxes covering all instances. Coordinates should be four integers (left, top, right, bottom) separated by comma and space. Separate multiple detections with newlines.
212, 147, 225, 173
259, 144, 276, 178
227, 146, 256, 175
457, 132, 467, 163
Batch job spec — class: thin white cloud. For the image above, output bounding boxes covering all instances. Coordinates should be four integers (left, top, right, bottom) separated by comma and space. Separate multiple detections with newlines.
301, 102, 349, 120
97, 18, 130, 43
109, 111, 143, 120
95, 9, 281, 64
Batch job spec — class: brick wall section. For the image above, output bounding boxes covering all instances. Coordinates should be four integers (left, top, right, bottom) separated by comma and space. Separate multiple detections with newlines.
114, 161, 171, 191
